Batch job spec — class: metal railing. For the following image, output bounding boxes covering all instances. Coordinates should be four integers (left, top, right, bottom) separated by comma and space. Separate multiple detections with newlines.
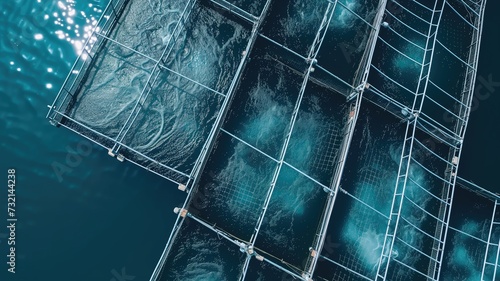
47, 0, 128, 122
47, 0, 490, 280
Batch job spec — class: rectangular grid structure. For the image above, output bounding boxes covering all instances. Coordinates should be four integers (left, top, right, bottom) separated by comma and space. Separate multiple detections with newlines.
47, 0, 490, 280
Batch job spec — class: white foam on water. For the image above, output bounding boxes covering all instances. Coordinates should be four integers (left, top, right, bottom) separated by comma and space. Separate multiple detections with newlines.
168, 226, 236, 281
177, 262, 226, 281
392, 43, 423, 72
241, 73, 292, 153
336, 0, 358, 28
281, 0, 326, 39
338, 143, 433, 275
215, 141, 270, 219
393, 163, 428, 273
440, 219, 489, 281
235, 79, 326, 219
276, 166, 318, 216
254, 163, 327, 261
124, 73, 219, 170
172, 28, 218, 88
134, 104, 166, 151
460, 220, 485, 236
452, 246, 471, 267
73, 63, 147, 130
341, 203, 385, 273
285, 96, 327, 175
167, 6, 247, 93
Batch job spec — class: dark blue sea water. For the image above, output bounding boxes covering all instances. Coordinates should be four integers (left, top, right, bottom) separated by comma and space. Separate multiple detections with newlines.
459, 1, 500, 192
0, 1, 186, 280
0, 0, 499, 281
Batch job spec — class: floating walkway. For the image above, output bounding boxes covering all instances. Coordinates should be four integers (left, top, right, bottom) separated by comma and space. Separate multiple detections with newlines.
47, 0, 490, 280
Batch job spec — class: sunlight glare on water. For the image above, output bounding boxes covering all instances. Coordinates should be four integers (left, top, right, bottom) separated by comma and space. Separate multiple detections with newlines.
50, 0, 102, 60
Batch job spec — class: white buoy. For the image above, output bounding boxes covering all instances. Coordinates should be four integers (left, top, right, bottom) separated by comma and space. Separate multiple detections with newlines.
401, 108, 409, 116
116, 154, 125, 162
382, 21, 389, 28
247, 245, 254, 255
174, 208, 187, 217
302, 273, 313, 281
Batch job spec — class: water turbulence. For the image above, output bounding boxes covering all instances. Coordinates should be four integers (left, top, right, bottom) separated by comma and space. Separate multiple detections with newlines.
250, 85, 346, 269
161, 220, 246, 281
389, 160, 433, 278
315, 3, 373, 86
423, 42, 468, 132
191, 132, 277, 241
255, 164, 328, 268
338, 0, 379, 24
384, 129, 458, 278
224, 0, 267, 17
261, 0, 328, 56
392, 43, 423, 71
440, 186, 495, 281
367, 0, 433, 109
117, 1, 250, 175
121, 71, 224, 175
68, 43, 155, 138
330, 0, 379, 31
245, 258, 297, 280
317, 103, 405, 279
107, 0, 190, 61
336, 0, 359, 28
162, 1, 251, 93
68, 0, 191, 137
46, 0, 489, 278
377, 21, 425, 74
223, 48, 302, 159
285, 83, 346, 186
369, 39, 422, 109
442, 220, 487, 281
